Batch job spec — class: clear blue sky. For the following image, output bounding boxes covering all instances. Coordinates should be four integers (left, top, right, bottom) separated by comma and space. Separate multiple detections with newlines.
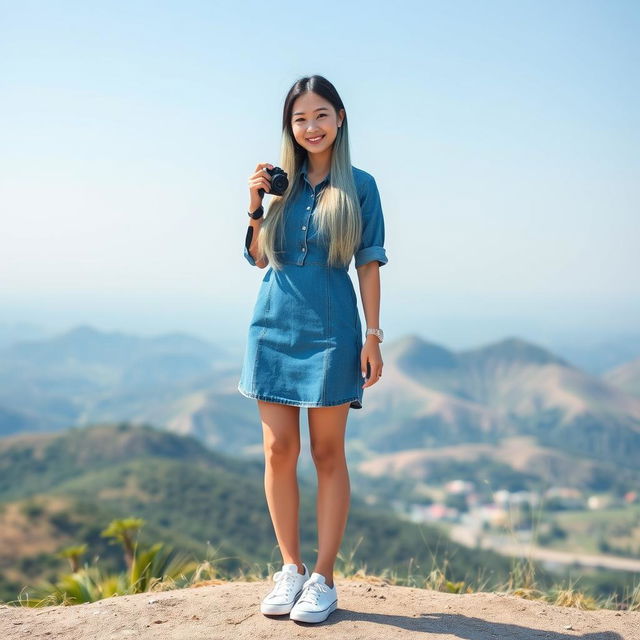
1, 0, 638, 352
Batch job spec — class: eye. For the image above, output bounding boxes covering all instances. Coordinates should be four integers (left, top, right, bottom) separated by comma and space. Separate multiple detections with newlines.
293, 113, 327, 123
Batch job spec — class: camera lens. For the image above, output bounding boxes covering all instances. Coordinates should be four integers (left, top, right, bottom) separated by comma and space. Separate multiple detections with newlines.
272, 173, 289, 194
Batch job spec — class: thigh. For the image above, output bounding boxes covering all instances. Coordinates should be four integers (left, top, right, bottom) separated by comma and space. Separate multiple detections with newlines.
258, 399, 301, 451
308, 402, 350, 454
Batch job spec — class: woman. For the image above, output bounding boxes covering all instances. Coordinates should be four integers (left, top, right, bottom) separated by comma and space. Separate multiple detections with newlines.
238, 74, 388, 624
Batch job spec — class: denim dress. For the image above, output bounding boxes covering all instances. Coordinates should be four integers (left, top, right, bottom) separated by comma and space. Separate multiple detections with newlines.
238, 159, 388, 409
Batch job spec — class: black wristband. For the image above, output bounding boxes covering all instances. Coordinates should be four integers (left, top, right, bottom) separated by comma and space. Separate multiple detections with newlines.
245, 225, 254, 251
248, 205, 264, 219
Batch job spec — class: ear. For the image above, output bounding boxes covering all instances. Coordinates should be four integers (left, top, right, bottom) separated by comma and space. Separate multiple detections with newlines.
338, 108, 346, 127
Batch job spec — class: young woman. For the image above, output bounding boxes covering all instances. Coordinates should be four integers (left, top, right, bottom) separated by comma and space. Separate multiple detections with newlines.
238, 75, 388, 624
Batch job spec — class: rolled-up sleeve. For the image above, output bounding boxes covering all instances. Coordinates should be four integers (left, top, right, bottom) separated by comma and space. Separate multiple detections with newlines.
354, 175, 388, 268
244, 244, 257, 266
244, 222, 270, 267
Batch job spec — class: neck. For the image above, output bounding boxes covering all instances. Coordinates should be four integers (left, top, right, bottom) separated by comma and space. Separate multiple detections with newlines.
307, 150, 332, 177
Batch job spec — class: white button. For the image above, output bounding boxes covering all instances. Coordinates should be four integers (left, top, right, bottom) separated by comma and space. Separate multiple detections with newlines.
302, 247, 306, 251
306, 206, 311, 210
302, 225, 306, 230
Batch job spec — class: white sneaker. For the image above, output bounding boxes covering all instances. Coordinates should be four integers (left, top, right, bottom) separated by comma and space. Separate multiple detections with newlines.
260, 562, 309, 615
289, 572, 338, 623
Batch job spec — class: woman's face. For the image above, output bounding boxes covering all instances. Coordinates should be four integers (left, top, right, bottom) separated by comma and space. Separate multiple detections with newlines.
290, 91, 345, 155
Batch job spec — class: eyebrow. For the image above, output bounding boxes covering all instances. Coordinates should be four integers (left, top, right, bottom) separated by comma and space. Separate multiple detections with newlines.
293, 107, 330, 116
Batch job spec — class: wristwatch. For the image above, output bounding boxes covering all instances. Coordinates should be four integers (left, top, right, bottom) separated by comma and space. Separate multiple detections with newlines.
248, 205, 264, 219
366, 328, 384, 343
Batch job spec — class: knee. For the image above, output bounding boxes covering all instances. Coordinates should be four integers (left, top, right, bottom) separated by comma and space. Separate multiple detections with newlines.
310, 445, 345, 472
264, 438, 300, 465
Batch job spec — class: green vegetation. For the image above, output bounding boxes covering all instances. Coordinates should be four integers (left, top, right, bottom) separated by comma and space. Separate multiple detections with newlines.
5, 513, 640, 612
14, 517, 199, 605
0, 423, 639, 611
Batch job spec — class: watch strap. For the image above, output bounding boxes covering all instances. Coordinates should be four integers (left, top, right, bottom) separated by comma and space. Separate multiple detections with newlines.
248, 205, 264, 219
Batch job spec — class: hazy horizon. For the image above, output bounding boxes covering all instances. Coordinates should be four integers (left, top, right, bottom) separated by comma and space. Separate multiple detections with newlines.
2, 1, 638, 354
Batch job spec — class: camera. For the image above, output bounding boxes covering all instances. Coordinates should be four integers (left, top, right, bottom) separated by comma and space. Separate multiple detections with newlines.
259, 166, 289, 198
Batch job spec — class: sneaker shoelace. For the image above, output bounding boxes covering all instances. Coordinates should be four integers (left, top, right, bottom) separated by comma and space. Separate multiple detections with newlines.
297, 579, 331, 606
269, 569, 299, 599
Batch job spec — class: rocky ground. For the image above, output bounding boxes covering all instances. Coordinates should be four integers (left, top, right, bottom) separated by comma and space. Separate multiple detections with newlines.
1, 577, 638, 639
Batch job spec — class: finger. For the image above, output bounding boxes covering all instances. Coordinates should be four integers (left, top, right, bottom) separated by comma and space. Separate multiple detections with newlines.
248, 177, 272, 191
251, 170, 272, 182
254, 162, 275, 172
362, 362, 382, 388
361, 361, 373, 387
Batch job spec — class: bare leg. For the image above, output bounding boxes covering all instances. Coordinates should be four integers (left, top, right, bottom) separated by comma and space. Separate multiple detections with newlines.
307, 401, 351, 589
258, 399, 305, 575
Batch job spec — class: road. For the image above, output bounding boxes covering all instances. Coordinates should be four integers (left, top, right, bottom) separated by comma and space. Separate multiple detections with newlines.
448, 524, 640, 572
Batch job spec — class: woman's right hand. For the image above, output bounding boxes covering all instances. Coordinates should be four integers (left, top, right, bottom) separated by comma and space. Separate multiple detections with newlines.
248, 162, 274, 212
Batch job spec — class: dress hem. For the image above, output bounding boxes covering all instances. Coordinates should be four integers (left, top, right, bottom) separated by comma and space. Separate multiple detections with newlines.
237, 384, 362, 409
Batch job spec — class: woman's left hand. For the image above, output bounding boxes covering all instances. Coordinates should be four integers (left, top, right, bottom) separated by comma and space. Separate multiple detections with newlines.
361, 336, 383, 388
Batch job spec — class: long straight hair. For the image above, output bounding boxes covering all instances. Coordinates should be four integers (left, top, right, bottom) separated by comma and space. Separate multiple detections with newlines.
256, 75, 362, 270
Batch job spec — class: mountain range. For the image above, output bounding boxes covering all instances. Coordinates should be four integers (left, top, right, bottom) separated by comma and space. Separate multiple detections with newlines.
1, 326, 639, 488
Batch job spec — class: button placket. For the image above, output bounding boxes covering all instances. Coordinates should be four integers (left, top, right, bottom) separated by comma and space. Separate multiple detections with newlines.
297, 178, 325, 263
301, 215, 308, 255
303, 195, 314, 261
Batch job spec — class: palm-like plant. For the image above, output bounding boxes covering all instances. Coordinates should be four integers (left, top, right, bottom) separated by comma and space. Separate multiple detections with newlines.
57, 544, 87, 573
14, 517, 199, 606
101, 517, 145, 571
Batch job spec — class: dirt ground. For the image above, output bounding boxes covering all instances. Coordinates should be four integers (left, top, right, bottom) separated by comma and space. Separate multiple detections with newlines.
1, 578, 638, 640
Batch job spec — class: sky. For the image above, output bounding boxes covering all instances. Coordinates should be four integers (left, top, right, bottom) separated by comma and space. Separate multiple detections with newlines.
1, 0, 638, 355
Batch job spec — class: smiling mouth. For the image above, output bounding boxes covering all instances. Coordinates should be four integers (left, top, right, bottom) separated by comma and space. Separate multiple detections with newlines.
306, 135, 325, 143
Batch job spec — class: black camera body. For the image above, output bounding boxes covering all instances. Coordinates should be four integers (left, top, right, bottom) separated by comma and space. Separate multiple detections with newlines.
259, 166, 289, 198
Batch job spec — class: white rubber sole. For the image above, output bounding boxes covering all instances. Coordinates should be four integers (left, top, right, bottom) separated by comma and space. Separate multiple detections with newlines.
260, 587, 304, 615
289, 598, 338, 623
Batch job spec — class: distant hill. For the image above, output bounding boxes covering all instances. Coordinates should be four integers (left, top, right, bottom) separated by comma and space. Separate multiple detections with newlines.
0, 321, 49, 350
1, 325, 640, 481
356, 434, 639, 496
0, 325, 227, 435
603, 356, 640, 399
351, 334, 640, 470
0, 405, 40, 437
548, 332, 640, 375
0, 423, 516, 604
